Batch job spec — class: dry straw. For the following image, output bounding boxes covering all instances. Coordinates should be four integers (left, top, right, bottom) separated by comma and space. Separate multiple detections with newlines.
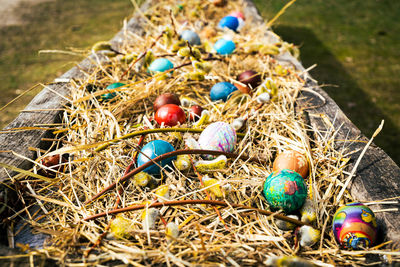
4, 0, 399, 265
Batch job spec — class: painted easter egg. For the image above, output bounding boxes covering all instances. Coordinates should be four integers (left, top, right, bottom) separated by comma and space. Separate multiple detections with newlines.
153, 93, 181, 111
137, 140, 176, 175
189, 105, 204, 121
41, 154, 68, 176
229, 11, 245, 21
263, 169, 307, 213
155, 104, 186, 126
212, 0, 226, 7
332, 202, 377, 249
218, 16, 239, 32
237, 70, 262, 90
198, 121, 237, 159
214, 39, 236, 55
273, 150, 309, 179
210, 82, 238, 102
101, 82, 125, 101
180, 30, 201, 46
148, 58, 174, 74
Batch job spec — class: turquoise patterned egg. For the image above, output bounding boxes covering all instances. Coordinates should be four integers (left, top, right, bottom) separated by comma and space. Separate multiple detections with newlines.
332, 202, 377, 249
198, 122, 236, 159
263, 169, 307, 213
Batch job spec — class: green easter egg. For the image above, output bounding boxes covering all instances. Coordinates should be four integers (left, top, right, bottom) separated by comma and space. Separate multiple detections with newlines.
263, 169, 307, 213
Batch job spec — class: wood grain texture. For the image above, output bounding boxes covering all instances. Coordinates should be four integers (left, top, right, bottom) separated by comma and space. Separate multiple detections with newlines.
0, 0, 398, 253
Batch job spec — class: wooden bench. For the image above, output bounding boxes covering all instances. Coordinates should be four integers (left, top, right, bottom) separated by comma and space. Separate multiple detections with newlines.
0, 0, 398, 263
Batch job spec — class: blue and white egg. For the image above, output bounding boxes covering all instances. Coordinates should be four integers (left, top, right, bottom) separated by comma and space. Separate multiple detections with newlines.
218, 16, 239, 32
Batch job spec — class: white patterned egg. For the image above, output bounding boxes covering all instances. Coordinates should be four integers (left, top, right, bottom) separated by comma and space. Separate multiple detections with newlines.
198, 122, 237, 159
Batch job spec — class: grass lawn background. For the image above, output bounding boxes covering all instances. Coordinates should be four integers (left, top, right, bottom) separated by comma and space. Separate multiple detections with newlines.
0, 0, 399, 164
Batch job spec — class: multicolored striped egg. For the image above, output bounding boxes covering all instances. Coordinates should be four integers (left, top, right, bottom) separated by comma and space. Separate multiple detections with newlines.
332, 202, 377, 249
198, 122, 236, 159
263, 169, 307, 213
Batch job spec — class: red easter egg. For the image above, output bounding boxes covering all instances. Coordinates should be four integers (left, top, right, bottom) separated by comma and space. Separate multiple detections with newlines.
153, 93, 181, 112
155, 104, 186, 126
189, 105, 204, 121
237, 70, 262, 90
273, 150, 309, 179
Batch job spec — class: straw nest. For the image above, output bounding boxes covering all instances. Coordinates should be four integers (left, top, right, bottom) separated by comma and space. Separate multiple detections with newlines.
7, 0, 399, 265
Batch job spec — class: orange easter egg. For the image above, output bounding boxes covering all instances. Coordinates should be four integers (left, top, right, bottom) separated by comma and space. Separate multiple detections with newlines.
273, 150, 309, 179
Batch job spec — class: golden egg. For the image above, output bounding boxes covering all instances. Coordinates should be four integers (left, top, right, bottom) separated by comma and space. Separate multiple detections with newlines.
273, 150, 309, 179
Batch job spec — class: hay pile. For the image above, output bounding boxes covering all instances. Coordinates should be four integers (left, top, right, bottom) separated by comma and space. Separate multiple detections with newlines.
8, 0, 399, 265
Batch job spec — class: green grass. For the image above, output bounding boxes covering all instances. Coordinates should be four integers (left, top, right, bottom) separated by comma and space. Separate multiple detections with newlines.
253, 0, 400, 165
0, 0, 133, 127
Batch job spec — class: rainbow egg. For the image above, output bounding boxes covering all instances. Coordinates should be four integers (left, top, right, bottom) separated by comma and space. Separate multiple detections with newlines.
148, 58, 174, 74
218, 16, 239, 32
210, 82, 238, 102
136, 140, 176, 175
101, 82, 125, 101
214, 39, 236, 55
332, 202, 377, 249
198, 122, 237, 159
180, 30, 201, 46
263, 169, 307, 213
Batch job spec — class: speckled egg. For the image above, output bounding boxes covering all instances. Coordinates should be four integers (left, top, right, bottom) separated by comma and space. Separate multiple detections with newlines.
218, 16, 239, 32
180, 30, 201, 46
214, 39, 236, 55
332, 202, 377, 249
263, 169, 307, 213
198, 122, 237, 159
273, 150, 309, 179
210, 82, 238, 102
136, 140, 176, 175
148, 58, 174, 74
101, 82, 125, 101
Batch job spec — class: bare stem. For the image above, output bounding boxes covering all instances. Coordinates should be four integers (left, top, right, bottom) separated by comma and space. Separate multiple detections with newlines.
84, 149, 267, 205
82, 199, 309, 227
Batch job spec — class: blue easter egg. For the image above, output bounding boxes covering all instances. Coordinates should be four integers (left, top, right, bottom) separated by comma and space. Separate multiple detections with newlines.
101, 82, 125, 101
136, 140, 176, 175
214, 39, 236, 55
218, 16, 239, 32
210, 82, 238, 102
180, 30, 201, 46
148, 58, 174, 74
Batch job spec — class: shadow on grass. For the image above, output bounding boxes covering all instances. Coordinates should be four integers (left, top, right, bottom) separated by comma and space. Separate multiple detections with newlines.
274, 25, 400, 165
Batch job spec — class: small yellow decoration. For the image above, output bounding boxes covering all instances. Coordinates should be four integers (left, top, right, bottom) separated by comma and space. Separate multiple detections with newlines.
155, 184, 169, 200
174, 154, 191, 171
202, 175, 224, 198
165, 222, 179, 242
110, 215, 133, 239
195, 155, 227, 173
134, 172, 152, 187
